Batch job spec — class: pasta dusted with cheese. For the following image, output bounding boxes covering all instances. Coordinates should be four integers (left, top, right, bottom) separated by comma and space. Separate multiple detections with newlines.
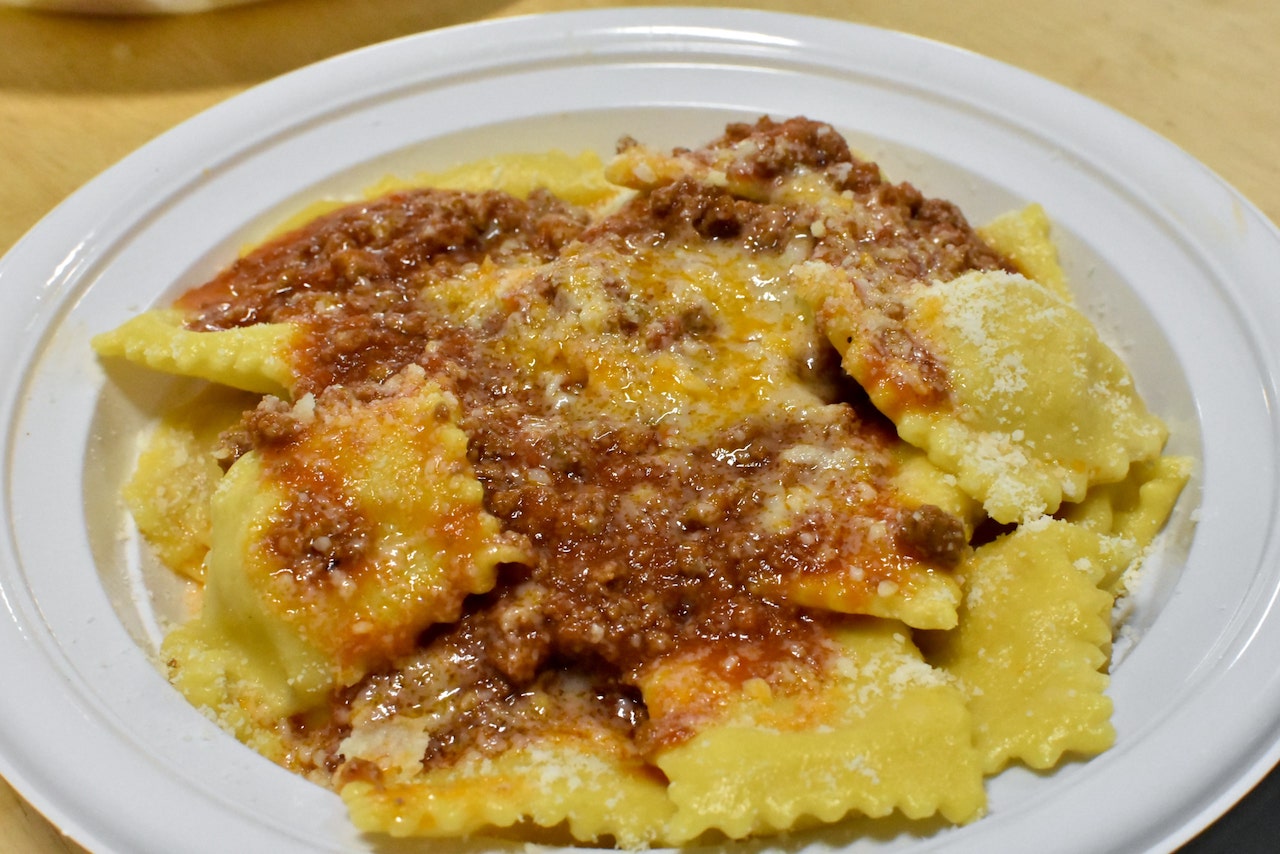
166, 367, 530, 719
647, 622, 985, 841
94, 116, 1190, 847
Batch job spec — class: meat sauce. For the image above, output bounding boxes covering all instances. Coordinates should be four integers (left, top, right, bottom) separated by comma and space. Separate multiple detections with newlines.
203, 117, 1004, 770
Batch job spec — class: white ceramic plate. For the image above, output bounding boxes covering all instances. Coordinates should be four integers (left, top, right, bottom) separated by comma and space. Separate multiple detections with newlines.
2, 9, 1278, 854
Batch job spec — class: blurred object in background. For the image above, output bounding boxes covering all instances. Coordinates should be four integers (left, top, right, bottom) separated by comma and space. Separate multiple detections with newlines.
2, 0, 266, 13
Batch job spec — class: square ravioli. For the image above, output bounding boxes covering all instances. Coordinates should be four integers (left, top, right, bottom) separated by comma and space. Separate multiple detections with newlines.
95, 116, 1190, 847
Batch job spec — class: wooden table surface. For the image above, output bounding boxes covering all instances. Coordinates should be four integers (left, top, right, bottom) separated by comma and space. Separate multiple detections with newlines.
1, 1, 1277, 851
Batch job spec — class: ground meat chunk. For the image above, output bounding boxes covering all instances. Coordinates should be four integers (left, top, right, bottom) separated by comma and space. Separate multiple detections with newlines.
712, 115, 855, 180
895, 504, 969, 568
587, 178, 811, 251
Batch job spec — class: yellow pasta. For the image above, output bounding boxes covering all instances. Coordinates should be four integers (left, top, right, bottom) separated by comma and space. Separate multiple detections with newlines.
775, 558, 963, 631
92, 308, 299, 397
977, 203, 1071, 302
891, 443, 986, 536
410, 149, 631, 211
164, 365, 529, 718
760, 445, 982, 630
326, 628, 673, 847
645, 621, 985, 842
1063, 456, 1192, 542
122, 384, 256, 581
922, 518, 1136, 773
888, 269, 1166, 523
340, 670, 674, 849
278, 150, 631, 239
343, 742, 674, 848
1060, 455, 1194, 598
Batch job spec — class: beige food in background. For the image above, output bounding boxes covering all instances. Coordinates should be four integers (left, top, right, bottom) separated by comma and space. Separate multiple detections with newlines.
3, 0, 264, 14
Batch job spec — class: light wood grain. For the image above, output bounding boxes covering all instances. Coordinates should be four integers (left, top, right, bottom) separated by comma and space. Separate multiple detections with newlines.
0, 780, 86, 854
1, 0, 1277, 850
